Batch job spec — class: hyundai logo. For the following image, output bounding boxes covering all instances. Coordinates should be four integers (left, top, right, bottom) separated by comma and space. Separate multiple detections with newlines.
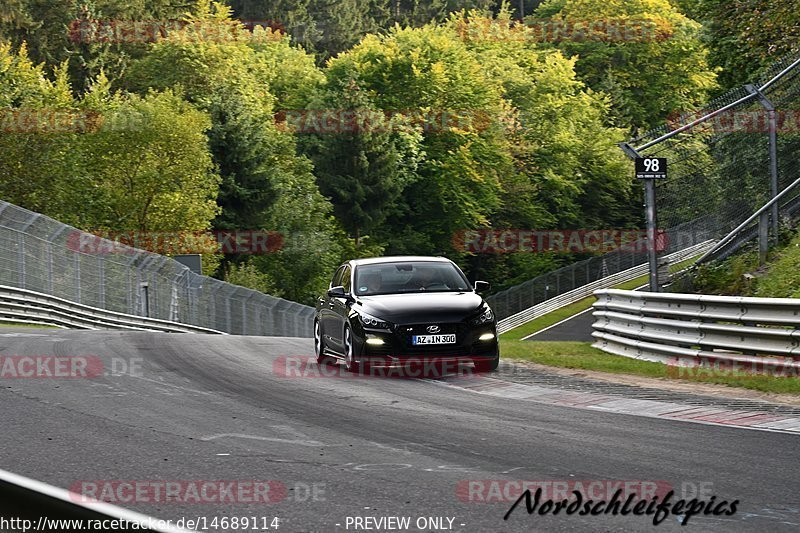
426, 325, 441, 334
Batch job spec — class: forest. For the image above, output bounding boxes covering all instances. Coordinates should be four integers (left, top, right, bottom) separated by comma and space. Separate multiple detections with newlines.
0, 0, 797, 305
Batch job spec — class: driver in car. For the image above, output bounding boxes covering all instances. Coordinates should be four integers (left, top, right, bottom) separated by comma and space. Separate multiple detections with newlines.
410, 267, 442, 290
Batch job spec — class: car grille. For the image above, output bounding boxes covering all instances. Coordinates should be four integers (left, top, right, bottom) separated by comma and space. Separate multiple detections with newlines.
399, 322, 473, 357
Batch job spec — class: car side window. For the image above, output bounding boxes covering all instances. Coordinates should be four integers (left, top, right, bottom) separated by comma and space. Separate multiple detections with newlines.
331, 266, 345, 288
341, 266, 352, 294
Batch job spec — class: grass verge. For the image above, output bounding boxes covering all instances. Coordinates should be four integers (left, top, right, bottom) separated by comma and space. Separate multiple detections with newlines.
500, 274, 649, 341
500, 340, 800, 396
0, 321, 58, 329
500, 256, 700, 341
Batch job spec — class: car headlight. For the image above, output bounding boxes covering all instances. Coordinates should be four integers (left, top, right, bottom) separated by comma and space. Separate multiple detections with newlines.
471, 306, 494, 326
357, 311, 393, 330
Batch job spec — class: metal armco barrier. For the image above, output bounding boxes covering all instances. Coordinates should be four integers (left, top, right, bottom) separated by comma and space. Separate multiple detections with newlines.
0, 468, 194, 532
496, 240, 715, 335
0, 200, 315, 337
592, 289, 800, 374
0, 285, 224, 334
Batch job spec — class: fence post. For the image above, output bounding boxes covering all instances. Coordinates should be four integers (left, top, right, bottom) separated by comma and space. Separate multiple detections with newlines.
97, 255, 105, 309
747, 84, 780, 244
759, 211, 770, 265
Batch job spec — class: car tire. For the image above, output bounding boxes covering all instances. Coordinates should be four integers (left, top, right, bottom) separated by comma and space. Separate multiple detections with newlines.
314, 320, 333, 365
343, 325, 364, 374
474, 355, 499, 373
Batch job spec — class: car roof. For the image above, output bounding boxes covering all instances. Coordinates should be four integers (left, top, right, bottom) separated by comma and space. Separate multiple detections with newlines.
348, 256, 452, 267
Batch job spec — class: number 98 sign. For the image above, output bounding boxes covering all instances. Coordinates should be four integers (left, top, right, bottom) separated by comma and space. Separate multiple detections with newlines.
635, 157, 667, 179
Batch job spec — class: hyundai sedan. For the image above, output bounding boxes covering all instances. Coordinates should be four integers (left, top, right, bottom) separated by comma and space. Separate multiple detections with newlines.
314, 256, 499, 374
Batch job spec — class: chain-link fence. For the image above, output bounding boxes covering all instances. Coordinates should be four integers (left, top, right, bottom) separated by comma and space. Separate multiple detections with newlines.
632, 55, 800, 265
486, 222, 713, 320
0, 200, 314, 337
488, 54, 800, 321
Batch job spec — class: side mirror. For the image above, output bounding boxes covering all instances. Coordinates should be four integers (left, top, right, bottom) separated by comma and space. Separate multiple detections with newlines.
474, 280, 490, 292
327, 285, 347, 298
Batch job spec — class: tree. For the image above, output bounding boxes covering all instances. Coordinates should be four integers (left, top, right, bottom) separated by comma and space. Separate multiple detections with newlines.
125, 1, 348, 304
450, 9, 636, 287
379, 0, 496, 26
78, 87, 220, 232
688, 0, 800, 90
0, 41, 221, 234
327, 23, 508, 255
302, 82, 409, 248
533, 0, 718, 133
1, 0, 197, 92
0, 42, 82, 221
227, 0, 382, 59
126, 3, 290, 230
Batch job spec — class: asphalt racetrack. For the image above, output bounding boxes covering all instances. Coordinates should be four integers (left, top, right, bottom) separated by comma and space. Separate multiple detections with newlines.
1, 328, 798, 532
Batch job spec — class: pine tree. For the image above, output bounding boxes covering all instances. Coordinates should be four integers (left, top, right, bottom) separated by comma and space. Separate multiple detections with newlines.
303, 82, 403, 248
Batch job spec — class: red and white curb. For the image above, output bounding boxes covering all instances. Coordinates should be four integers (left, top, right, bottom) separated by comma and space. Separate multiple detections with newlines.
425, 374, 800, 435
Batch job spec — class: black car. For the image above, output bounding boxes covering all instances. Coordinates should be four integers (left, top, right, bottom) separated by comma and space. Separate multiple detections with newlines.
314, 256, 499, 374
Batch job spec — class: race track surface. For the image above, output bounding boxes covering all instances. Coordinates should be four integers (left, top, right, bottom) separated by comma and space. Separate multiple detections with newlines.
1, 329, 798, 532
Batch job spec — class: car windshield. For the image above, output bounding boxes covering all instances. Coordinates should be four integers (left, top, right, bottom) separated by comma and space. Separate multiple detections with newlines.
354, 261, 472, 296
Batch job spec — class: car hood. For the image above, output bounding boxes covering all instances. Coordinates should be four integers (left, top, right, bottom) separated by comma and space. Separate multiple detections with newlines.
354, 292, 485, 324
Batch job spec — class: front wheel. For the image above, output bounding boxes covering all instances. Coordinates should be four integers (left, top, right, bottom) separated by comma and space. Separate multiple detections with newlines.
314, 320, 333, 365
343, 326, 364, 374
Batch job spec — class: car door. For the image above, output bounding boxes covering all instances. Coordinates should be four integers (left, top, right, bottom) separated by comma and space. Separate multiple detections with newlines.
328, 265, 351, 352
320, 266, 345, 345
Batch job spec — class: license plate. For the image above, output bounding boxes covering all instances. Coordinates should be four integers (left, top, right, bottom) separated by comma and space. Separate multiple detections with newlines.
412, 334, 456, 345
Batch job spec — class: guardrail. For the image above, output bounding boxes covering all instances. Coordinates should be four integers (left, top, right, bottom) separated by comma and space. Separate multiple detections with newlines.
0, 468, 194, 531
0, 285, 225, 334
591, 289, 800, 374
1, 200, 315, 337
496, 241, 716, 335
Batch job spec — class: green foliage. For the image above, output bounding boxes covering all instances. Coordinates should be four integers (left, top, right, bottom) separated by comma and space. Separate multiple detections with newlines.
227, 0, 497, 58
534, 0, 718, 133
227, 0, 381, 59
302, 82, 407, 247
78, 88, 220, 232
754, 231, 800, 298
691, 229, 800, 299
2, 0, 763, 307
688, 0, 800, 90
0, 42, 221, 234
125, 2, 348, 304
126, 3, 298, 230
692, 251, 759, 296
224, 260, 278, 294
327, 23, 508, 255
454, 9, 633, 228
